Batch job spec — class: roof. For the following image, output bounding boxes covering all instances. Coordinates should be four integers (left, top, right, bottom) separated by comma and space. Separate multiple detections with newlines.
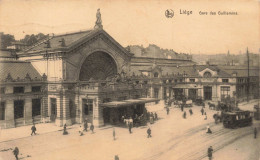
173, 84, 202, 89
20, 29, 133, 58
218, 65, 259, 77
0, 50, 16, 58
0, 61, 41, 81
23, 30, 94, 53
101, 98, 159, 107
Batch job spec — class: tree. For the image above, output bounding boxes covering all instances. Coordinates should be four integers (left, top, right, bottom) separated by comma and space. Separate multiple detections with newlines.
20, 33, 48, 46
0, 33, 15, 49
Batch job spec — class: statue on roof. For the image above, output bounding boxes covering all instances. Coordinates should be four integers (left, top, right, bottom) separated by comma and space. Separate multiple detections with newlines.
94, 8, 103, 29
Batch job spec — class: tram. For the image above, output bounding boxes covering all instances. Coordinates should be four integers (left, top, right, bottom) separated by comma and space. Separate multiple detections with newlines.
222, 110, 253, 128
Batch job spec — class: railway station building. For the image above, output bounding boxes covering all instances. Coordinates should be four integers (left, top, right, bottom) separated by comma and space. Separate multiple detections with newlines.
0, 12, 258, 129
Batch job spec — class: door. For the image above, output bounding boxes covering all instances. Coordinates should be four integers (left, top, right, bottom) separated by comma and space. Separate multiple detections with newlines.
188, 89, 197, 101
50, 98, 57, 122
204, 86, 212, 100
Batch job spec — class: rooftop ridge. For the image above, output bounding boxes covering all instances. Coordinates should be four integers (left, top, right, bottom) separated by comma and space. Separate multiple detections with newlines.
52, 29, 93, 37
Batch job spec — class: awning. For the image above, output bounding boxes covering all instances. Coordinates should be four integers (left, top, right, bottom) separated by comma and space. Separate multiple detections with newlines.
145, 101, 165, 112
173, 84, 202, 89
101, 98, 159, 108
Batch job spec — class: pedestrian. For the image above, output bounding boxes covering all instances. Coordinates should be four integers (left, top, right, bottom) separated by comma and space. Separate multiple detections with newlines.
79, 126, 84, 136
129, 122, 132, 134
204, 112, 207, 120
155, 112, 158, 120
113, 128, 116, 140
206, 125, 212, 134
254, 127, 257, 139
189, 108, 193, 115
183, 111, 186, 119
114, 155, 119, 160
84, 120, 88, 132
31, 124, 37, 136
147, 127, 152, 138
201, 108, 204, 115
208, 146, 213, 160
181, 104, 184, 112
90, 123, 94, 133
166, 107, 170, 115
63, 123, 68, 135
13, 147, 19, 160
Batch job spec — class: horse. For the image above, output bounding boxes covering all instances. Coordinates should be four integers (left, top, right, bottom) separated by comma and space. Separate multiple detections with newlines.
208, 102, 216, 110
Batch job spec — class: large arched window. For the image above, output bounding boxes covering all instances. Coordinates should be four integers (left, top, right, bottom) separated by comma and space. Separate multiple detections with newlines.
79, 51, 117, 81
203, 71, 212, 78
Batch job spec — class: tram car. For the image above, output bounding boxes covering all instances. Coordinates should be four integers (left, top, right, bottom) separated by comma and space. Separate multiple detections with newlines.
222, 110, 253, 128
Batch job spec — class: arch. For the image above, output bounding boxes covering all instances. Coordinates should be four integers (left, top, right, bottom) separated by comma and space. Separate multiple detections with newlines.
79, 51, 118, 81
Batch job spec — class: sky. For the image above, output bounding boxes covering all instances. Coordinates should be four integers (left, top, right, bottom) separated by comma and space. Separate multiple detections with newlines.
0, 0, 259, 54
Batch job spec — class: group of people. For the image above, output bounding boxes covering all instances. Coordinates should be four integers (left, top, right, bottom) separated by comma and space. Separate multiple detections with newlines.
78, 120, 95, 136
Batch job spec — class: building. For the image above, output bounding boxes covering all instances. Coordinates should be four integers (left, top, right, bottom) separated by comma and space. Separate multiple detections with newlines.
0, 10, 258, 129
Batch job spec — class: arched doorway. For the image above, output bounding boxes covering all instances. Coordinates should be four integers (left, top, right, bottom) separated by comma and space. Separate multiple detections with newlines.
79, 51, 118, 81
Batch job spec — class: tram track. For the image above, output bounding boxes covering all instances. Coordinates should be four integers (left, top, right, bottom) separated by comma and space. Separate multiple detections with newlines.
142, 124, 254, 160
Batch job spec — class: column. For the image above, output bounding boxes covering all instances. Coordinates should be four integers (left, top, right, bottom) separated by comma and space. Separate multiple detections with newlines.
41, 96, 49, 123
55, 95, 63, 126
159, 85, 163, 99
24, 98, 33, 125
75, 94, 79, 123
92, 97, 104, 127
62, 95, 72, 126
5, 100, 15, 128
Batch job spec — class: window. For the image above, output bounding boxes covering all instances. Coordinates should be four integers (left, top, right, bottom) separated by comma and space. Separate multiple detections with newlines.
190, 79, 195, 82
32, 99, 41, 117
154, 72, 159, 78
179, 79, 183, 82
222, 79, 229, 83
221, 86, 230, 97
14, 100, 24, 119
203, 71, 212, 78
13, 87, 24, 93
174, 79, 178, 83
0, 87, 5, 94
144, 81, 148, 84
83, 99, 93, 115
32, 86, 41, 92
0, 102, 5, 120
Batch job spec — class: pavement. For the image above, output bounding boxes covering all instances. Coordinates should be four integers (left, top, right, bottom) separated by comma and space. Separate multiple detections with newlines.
0, 101, 259, 160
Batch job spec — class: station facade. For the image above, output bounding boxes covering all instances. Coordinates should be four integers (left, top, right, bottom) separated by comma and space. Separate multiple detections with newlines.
0, 13, 258, 129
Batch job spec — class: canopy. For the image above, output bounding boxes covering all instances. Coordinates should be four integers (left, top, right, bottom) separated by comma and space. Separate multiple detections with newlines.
101, 98, 159, 108
145, 101, 165, 112
173, 84, 202, 89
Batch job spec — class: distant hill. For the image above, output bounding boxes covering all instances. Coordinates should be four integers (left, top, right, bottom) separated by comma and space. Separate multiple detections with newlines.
126, 44, 192, 60
192, 53, 259, 66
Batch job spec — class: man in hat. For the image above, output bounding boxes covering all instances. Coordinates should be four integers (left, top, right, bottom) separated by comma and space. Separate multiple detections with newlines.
90, 123, 94, 133
31, 124, 37, 136
147, 127, 152, 138
13, 147, 19, 160
254, 127, 257, 139
166, 107, 170, 115
113, 128, 116, 140
208, 146, 213, 160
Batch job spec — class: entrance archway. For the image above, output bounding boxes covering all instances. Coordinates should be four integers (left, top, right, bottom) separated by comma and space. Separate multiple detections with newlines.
79, 51, 118, 81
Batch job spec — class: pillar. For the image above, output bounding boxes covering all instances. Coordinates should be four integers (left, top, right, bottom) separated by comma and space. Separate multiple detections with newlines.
24, 98, 33, 125
62, 95, 72, 126
159, 85, 163, 99
5, 99, 15, 128
92, 97, 104, 127
41, 96, 49, 123
55, 95, 63, 126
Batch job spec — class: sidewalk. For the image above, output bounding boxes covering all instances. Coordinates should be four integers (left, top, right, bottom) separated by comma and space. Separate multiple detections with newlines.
238, 99, 259, 111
